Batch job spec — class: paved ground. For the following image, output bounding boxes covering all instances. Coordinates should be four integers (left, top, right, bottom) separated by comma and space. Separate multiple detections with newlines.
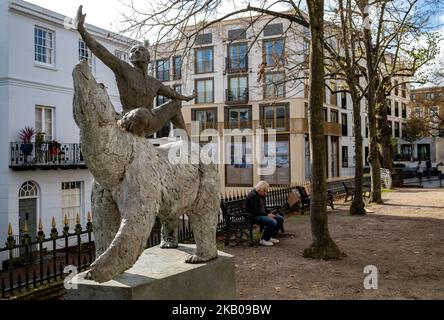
222, 187, 444, 300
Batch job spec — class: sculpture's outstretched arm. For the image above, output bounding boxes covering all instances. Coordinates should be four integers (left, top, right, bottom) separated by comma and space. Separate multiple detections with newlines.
76, 5, 125, 75
158, 84, 196, 102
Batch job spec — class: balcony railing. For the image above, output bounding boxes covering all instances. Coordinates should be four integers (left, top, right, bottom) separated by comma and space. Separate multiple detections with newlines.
259, 118, 289, 132
10, 142, 86, 170
225, 89, 249, 104
225, 57, 249, 73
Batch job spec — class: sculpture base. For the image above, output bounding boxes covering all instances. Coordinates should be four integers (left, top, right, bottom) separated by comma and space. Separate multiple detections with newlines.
66, 244, 236, 300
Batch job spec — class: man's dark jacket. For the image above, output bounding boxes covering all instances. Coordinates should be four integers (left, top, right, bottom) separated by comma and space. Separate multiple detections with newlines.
245, 189, 269, 218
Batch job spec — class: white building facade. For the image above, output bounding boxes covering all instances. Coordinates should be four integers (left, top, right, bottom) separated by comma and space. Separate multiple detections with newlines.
0, 0, 134, 249
149, 16, 410, 191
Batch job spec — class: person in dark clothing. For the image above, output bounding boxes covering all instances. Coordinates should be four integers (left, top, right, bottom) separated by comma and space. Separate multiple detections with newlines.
426, 158, 432, 179
245, 181, 284, 246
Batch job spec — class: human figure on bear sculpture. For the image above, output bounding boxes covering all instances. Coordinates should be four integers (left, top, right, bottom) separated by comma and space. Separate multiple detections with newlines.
76, 5, 194, 137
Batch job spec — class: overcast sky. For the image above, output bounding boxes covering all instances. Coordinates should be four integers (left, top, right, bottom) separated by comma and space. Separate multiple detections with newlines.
26, 0, 130, 32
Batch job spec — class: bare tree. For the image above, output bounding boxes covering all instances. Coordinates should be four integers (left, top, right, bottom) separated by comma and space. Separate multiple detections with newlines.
303, 0, 343, 258
119, 0, 344, 259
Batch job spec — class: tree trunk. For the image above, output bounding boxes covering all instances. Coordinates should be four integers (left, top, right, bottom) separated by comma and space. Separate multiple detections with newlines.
377, 88, 394, 173
350, 88, 366, 215
360, 1, 383, 204
303, 0, 343, 259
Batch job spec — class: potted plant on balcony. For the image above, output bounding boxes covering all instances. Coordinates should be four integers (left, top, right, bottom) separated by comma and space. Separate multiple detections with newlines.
49, 140, 61, 162
18, 127, 35, 156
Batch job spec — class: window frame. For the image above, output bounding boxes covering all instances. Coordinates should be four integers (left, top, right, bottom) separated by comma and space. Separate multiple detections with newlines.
262, 38, 285, 67
260, 103, 289, 132
263, 71, 285, 100
191, 108, 218, 131
194, 46, 214, 74
156, 58, 170, 82
195, 78, 215, 104
35, 105, 55, 141
34, 26, 55, 67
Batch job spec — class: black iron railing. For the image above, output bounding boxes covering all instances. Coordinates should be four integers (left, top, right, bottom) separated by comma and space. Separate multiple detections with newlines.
1, 180, 364, 299
225, 89, 249, 104
225, 57, 249, 73
10, 142, 85, 168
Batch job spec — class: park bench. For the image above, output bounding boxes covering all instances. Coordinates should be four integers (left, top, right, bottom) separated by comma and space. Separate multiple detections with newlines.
220, 199, 256, 246
220, 190, 294, 246
296, 186, 335, 214
342, 181, 371, 202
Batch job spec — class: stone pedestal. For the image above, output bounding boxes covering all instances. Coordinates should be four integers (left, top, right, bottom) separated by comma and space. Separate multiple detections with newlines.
66, 244, 236, 300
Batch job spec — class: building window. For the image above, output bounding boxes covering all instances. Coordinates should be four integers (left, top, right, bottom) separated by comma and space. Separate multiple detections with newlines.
330, 82, 337, 106
341, 92, 347, 109
402, 103, 407, 118
225, 138, 253, 186
195, 33, 212, 45
387, 100, 392, 116
341, 113, 348, 136
61, 181, 82, 230
173, 84, 182, 94
426, 93, 434, 100
156, 95, 168, 107
195, 47, 213, 74
415, 107, 424, 118
156, 59, 170, 82
331, 110, 339, 123
324, 108, 328, 122
342, 146, 349, 168
226, 107, 251, 130
261, 137, 290, 185
261, 104, 289, 131
331, 137, 339, 177
394, 80, 399, 96
394, 122, 400, 137
227, 76, 248, 103
395, 101, 399, 117
401, 122, 406, 138
401, 144, 412, 161
227, 43, 248, 72
193, 109, 217, 130
78, 39, 94, 71
114, 50, 129, 62
34, 26, 54, 66
264, 72, 285, 99
173, 56, 182, 80
195, 78, 214, 104
35, 106, 54, 141
263, 38, 285, 67
364, 146, 369, 166
418, 144, 430, 161
263, 23, 283, 36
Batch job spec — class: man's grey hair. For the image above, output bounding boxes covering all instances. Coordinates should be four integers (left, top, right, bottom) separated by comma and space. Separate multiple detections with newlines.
255, 181, 270, 192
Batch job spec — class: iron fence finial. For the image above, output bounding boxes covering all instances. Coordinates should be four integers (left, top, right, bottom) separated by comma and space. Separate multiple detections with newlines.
87, 211, 92, 222
52, 216, 56, 228
8, 223, 13, 237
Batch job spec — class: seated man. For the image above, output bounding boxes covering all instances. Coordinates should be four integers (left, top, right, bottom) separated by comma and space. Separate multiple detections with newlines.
245, 181, 284, 246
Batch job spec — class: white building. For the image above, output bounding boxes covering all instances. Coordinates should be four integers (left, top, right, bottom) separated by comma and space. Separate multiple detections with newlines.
149, 15, 410, 191
0, 0, 134, 251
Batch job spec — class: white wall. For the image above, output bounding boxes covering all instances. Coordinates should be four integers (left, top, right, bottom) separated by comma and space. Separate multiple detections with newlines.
0, 1, 130, 243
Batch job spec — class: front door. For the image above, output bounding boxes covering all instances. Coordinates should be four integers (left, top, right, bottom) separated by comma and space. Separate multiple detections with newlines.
19, 198, 37, 254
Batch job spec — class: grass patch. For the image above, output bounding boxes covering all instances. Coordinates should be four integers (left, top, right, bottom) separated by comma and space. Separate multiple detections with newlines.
382, 188, 395, 193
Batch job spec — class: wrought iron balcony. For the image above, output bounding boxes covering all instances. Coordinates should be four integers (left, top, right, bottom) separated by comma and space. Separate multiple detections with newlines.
9, 142, 86, 170
225, 57, 249, 73
225, 89, 249, 105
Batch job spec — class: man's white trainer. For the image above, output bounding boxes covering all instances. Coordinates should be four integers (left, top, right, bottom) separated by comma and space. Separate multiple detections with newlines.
259, 239, 274, 246
270, 238, 280, 244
